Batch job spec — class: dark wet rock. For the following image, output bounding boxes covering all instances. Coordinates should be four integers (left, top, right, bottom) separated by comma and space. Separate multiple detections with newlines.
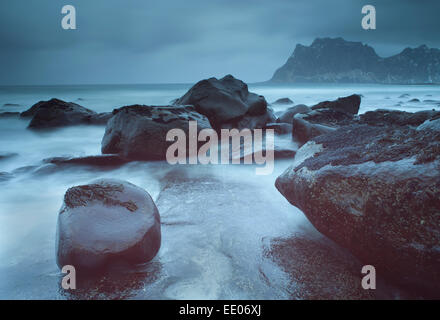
174, 75, 269, 129
91, 112, 113, 125
277, 104, 311, 124
311, 94, 361, 115
292, 113, 337, 145
267, 235, 379, 299
272, 98, 294, 105
56, 179, 161, 272
21, 98, 110, 129
102, 105, 211, 160
223, 107, 276, 130
43, 155, 129, 167
359, 109, 440, 127
0, 112, 20, 118
276, 124, 440, 296
290, 95, 361, 145
423, 99, 440, 104
265, 123, 293, 135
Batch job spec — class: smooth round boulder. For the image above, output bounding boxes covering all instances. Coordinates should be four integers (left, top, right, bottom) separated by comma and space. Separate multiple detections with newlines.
56, 179, 161, 271
175, 74, 268, 129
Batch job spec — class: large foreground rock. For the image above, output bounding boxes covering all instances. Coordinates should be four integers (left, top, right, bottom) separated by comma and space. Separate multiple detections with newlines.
56, 179, 161, 271
102, 105, 211, 160
21, 98, 111, 129
175, 75, 271, 129
276, 123, 440, 295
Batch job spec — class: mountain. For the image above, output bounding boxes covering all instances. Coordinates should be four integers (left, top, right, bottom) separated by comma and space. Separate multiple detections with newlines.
270, 37, 440, 84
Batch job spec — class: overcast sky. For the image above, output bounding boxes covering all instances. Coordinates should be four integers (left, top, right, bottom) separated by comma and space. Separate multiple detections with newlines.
0, 0, 439, 85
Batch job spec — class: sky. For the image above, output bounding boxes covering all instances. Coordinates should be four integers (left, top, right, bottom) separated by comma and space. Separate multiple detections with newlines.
0, 0, 439, 85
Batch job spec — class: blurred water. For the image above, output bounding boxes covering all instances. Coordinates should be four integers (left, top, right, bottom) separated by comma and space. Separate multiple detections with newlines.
0, 83, 438, 299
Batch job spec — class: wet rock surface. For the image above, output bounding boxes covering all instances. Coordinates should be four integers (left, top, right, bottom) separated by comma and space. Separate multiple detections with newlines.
21, 98, 111, 129
276, 122, 440, 296
311, 94, 361, 115
175, 75, 271, 129
101, 105, 211, 160
56, 178, 161, 272
277, 104, 311, 124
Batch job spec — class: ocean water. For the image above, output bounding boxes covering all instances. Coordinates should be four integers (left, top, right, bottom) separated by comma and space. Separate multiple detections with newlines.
0, 83, 438, 299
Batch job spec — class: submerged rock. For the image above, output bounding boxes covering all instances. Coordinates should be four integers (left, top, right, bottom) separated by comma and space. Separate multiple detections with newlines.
272, 98, 294, 105
0, 152, 18, 160
0, 172, 13, 182
101, 105, 211, 160
56, 179, 161, 271
21, 98, 110, 129
276, 124, 440, 295
0, 112, 20, 118
174, 75, 270, 129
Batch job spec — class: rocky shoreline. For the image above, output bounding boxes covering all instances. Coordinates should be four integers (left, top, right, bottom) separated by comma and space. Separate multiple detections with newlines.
2, 75, 439, 298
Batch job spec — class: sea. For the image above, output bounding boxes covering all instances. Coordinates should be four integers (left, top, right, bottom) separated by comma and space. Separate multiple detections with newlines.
0, 83, 439, 299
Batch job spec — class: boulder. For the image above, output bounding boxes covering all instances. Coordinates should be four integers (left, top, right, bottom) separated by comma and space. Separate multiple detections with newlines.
272, 97, 294, 105
21, 98, 110, 129
174, 75, 269, 129
56, 179, 161, 271
311, 94, 361, 115
101, 105, 211, 160
276, 124, 440, 295
277, 104, 311, 124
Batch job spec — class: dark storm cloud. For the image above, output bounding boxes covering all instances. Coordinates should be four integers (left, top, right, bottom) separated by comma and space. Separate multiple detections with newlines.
0, 0, 439, 85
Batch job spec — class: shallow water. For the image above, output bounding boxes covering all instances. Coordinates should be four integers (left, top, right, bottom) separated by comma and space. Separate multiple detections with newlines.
0, 83, 438, 299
